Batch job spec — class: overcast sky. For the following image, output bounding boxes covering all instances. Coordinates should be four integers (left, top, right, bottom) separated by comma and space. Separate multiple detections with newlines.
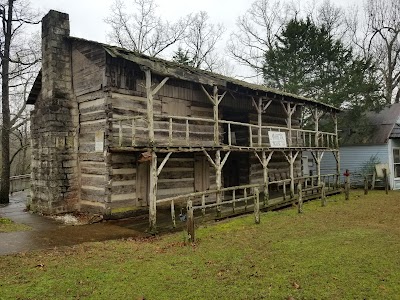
32, 0, 364, 44
31, 0, 364, 79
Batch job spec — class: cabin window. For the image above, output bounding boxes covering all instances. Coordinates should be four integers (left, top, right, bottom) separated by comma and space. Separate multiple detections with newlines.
393, 148, 400, 178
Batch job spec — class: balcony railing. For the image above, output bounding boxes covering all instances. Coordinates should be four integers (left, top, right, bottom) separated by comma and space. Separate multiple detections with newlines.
112, 115, 337, 149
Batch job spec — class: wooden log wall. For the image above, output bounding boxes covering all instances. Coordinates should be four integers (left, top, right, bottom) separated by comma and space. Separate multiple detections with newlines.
110, 76, 219, 147
77, 91, 108, 213
72, 42, 108, 213
108, 153, 138, 214
72, 41, 106, 97
157, 153, 217, 201
249, 152, 301, 185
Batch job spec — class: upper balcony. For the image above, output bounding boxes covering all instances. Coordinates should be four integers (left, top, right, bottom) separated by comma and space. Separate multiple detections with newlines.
110, 114, 338, 152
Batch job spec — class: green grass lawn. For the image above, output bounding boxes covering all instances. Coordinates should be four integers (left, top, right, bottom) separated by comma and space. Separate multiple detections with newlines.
1, 190, 400, 299
0, 217, 31, 233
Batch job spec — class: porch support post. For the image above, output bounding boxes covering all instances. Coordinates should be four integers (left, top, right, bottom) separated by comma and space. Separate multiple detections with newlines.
312, 107, 324, 148
144, 68, 169, 145
333, 150, 340, 189
255, 150, 274, 206
202, 149, 230, 217
332, 112, 340, 188
311, 151, 324, 186
281, 102, 297, 147
148, 151, 158, 233
201, 85, 226, 146
252, 97, 264, 147
283, 150, 299, 198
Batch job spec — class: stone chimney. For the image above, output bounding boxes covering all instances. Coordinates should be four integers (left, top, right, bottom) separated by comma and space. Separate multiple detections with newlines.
30, 10, 79, 214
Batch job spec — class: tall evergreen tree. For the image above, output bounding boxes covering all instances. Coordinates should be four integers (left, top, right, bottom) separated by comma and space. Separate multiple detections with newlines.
263, 18, 383, 112
172, 47, 193, 66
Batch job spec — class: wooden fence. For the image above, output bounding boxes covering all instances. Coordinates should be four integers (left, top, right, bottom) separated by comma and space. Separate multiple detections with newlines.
154, 173, 341, 239
0, 174, 30, 193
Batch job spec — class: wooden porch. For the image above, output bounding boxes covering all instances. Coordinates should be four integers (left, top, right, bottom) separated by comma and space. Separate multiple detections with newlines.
103, 68, 341, 230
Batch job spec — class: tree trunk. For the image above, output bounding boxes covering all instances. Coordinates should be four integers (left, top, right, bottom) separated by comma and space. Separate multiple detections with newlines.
0, 0, 14, 204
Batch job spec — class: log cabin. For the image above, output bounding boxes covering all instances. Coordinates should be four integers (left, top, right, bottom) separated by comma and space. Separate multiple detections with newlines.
27, 10, 341, 230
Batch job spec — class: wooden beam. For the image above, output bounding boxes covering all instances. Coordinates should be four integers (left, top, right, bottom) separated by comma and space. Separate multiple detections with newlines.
148, 151, 158, 233
215, 150, 222, 217
157, 152, 172, 176
333, 150, 340, 188
202, 148, 216, 169
262, 99, 272, 113
151, 77, 169, 96
251, 97, 261, 114
200, 85, 215, 104
220, 151, 231, 168
311, 151, 324, 185
144, 69, 155, 144
218, 91, 227, 105
283, 150, 299, 198
213, 86, 220, 146
281, 101, 289, 116
262, 151, 273, 206
258, 97, 262, 146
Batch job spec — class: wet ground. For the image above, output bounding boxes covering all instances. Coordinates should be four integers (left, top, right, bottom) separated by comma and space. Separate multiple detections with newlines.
0, 192, 157, 255
0, 189, 337, 255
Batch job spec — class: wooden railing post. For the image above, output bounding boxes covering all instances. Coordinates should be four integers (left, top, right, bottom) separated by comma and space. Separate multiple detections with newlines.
383, 168, 389, 194
187, 199, 195, 243
228, 123, 232, 146
168, 118, 173, 146
345, 174, 350, 200
171, 199, 176, 228
321, 182, 326, 207
201, 194, 206, 218
244, 188, 248, 211
232, 189, 236, 213
249, 125, 253, 147
254, 187, 260, 224
364, 176, 369, 195
297, 182, 303, 213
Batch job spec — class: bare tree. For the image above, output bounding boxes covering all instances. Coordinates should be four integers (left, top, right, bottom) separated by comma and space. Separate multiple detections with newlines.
364, 0, 400, 104
180, 11, 225, 72
227, 0, 294, 79
105, 0, 189, 57
228, 0, 350, 80
0, 0, 39, 203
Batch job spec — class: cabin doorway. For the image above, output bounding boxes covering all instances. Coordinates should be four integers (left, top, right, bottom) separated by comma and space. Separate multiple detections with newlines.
223, 153, 250, 188
194, 153, 210, 192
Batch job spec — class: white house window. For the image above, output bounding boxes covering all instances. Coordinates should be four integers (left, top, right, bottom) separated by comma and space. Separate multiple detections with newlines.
393, 148, 400, 178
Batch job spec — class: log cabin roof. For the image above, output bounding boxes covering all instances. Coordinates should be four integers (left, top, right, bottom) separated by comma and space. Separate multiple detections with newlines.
27, 36, 340, 112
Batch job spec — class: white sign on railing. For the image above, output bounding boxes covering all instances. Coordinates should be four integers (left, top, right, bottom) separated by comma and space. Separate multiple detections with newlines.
268, 131, 287, 148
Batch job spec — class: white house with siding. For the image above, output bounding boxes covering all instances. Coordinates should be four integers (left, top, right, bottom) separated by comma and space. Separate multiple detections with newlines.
308, 103, 400, 189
